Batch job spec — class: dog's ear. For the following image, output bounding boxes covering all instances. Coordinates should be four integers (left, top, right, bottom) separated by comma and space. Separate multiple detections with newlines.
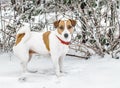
69, 19, 76, 27
53, 20, 60, 28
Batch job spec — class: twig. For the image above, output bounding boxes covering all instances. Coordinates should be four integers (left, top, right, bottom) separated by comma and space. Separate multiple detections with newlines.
66, 54, 90, 59
0, 30, 15, 38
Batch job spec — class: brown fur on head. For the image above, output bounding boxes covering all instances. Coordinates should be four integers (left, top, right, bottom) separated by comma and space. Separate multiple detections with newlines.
53, 20, 60, 28
53, 19, 77, 35
69, 19, 76, 27
53, 19, 76, 28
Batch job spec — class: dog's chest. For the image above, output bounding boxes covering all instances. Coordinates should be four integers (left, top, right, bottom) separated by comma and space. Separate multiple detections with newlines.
49, 33, 69, 52
55, 41, 69, 56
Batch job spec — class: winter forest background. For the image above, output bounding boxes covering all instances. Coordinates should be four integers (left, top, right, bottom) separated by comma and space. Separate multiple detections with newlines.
0, 0, 120, 59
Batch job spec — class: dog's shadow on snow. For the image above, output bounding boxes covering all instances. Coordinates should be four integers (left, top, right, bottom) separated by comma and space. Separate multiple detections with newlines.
20, 68, 68, 82
37, 68, 55, 76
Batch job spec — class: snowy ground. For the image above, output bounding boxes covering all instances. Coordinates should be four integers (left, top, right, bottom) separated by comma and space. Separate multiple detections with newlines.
0, 53, 120, 88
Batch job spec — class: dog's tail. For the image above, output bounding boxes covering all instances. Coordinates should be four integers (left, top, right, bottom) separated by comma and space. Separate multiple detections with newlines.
15, 23, 30, 45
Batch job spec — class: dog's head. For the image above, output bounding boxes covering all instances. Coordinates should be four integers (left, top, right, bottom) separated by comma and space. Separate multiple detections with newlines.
54, 19, 76, 42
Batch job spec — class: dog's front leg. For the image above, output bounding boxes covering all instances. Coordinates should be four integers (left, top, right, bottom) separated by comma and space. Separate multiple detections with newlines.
51, 55, 60, 77
59, 55, 65, 73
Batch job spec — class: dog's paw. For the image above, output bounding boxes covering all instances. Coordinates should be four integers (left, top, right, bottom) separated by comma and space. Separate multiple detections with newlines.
18, 77, 26, 82
60, 70, 63, 73
56, 72, 65, 78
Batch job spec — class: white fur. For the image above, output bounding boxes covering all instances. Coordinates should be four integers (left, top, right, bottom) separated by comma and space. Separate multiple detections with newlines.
13, 24, 70, 79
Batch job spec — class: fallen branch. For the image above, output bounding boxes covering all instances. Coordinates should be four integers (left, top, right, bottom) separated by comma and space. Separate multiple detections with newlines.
66, 54, 90, 59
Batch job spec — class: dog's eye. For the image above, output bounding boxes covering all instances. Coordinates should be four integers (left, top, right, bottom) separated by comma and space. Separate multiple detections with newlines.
59, 26, 64, 30
67, 25, 72, 29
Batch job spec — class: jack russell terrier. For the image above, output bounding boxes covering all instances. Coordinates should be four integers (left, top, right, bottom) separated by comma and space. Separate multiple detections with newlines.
13, 19, 76, 79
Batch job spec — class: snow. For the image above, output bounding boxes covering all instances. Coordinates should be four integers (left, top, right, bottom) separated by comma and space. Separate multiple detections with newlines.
0, 53, 120, 88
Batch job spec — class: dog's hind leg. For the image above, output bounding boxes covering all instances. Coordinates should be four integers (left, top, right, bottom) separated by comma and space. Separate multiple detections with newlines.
21, 62, 27, 73
16, 50, 30, 81
19, 56, 37, 81
19, 61, 28, 82
27, 54, 38, 73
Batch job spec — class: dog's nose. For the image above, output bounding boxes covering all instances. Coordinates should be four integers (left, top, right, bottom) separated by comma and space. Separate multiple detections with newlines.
64, 33, 68, 38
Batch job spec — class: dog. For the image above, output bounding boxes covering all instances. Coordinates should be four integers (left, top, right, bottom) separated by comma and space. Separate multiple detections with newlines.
13, 19, 76, 79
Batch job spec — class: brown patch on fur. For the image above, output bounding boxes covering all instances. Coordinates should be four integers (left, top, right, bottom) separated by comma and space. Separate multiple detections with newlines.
57, 29, 63, 34
57, 21, 65, 34
15, 33, 25, 45
28, 50, 36, 62
43, 31, 51, 51
54, 20, 60, 28
29, 50, 36, 54
69, 19, 76, 27
66, 20, 74, 34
